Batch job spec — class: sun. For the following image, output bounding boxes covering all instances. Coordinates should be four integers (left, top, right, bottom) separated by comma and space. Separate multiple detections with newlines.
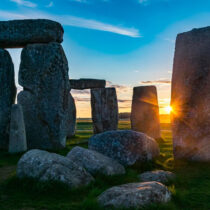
164, 106, 173, 114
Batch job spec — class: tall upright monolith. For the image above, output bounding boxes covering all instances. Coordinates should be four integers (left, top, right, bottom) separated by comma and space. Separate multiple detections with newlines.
131, 86, 160, 139
171, 26, 210, 161
18, 42, 71, 150
0, 49, 16, 149
91, 88, 118, 134
67, 93, 76, 138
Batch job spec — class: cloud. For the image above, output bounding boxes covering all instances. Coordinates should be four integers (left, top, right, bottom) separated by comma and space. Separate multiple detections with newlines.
0, 10, 140, 38
10, 0, 37, 8
140, 79, 171, 85
46, 1, 54, 7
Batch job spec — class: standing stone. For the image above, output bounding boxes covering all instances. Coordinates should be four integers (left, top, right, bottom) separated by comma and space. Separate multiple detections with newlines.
91, 88, 118, 134
0, 19, 63, 48
131, 86, 161, 139
0, 49, 16, 149
9, 104, 27, 153
18, 42, 70, 150
70, 79, 106, 90
67, 93, 76, 138
171, 27, 210, 161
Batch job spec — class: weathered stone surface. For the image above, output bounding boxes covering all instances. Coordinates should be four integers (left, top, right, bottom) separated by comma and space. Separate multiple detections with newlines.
70, 79, 106, 90
98, 181, 171, 209
17, 149, 94, 188
171, 27, 210, 161
88, 130, 159, 166
18, 42, 70, 150
9, 104, 27, 153
0, 19, 63, 48
91, 88, 118, 134
67, 146, 125, 176
0, 49, 16, 149
131, 86, 161, 139
139, 170, 175, 183
67, 94, 76, 138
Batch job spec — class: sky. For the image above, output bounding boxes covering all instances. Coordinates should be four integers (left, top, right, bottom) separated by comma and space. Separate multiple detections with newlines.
1, 0, 210, 117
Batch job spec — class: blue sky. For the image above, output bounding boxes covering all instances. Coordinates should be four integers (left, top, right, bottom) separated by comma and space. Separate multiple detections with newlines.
1, 0, 210, 117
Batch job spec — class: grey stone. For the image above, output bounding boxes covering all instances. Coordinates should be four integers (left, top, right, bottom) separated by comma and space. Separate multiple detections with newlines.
0, 19, 63, 48
17, 149, 94, 188
0, 49, 16, 149
67, 146, 125, 176
67, 93, 76, 138
88, 130, 159, 166
139, 170, 175, 183
98, 181, 171, 209
171, 26, 210, 161
91, 88, 118, 134
9, 104, 27, 153
70, 79, 106, 90
131, 86, 161, 139
18, 42, 70, 150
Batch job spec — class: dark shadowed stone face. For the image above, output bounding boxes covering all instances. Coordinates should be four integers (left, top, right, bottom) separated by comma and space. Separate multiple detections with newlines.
88, 130, 159, 166
91, 88, 118, 134
0, 49, 16, 149
0, 19, 63, 48
18, 42, 70, 150
67, 93, 76, 138
171, 26, 210, 161
131, 85, 161, 139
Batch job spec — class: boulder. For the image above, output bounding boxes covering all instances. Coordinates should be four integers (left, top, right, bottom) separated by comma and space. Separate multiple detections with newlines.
91, 88, 118, 134
0, 19, 63, 48
131, 86, 161, 139
0, 49, 16, 149
98, 181, 171, 209
9, 104, 27, 153
70, 79, 106, 90
17, 149, 94, 188
88, 130, 159, 166
66, 146, 125, 176
171, 26, 210, 161
18, 42, 71, 150
139, 170, 175, 183
67, 93, 76, 138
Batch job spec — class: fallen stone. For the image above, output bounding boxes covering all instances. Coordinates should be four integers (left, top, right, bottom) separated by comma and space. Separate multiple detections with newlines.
139, 170, 175, 183
70, 79, 106, 90
18, 42, 70, 150
67, 94, 76, 138
17, 149, 94, 188
67, 146, 125, 176
171, 26, 210, 161
9, 104, 27, 153
88, 130, 159, 166
0, 19, 63, 48
0, 49, 16, 149
91, 88, 118, 134
98, 181, 171, 209
131, 86, 161, 139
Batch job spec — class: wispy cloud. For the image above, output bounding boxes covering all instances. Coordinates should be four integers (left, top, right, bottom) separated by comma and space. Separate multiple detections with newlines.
10, 0, 37, 8
140, 79, 171, 85
0, 10, 140, 38
46, 1, 54, 7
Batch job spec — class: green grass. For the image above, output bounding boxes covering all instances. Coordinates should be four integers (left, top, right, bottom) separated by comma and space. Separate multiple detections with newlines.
0, 121, 210, 209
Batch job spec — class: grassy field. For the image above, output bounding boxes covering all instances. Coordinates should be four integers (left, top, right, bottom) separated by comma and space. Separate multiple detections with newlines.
0, 120, 210, 209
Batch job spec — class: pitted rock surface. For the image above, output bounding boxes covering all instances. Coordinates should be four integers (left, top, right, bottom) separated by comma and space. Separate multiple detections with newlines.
88, 130, 159, 166
67, 93, 76, 137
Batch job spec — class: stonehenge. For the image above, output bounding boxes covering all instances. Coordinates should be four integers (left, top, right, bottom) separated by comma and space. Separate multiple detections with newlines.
171, 26, 210, 161
91, 88, 118, 134
70, 79, 106, 89
131, 86, 161, 139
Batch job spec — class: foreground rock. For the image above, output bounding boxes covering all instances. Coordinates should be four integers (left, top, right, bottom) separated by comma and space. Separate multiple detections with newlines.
171, 26, 210, 161
9, 104, 27, 153
67, 94, 76, 137
70, 79, 106, 90
0, 19, 63, 48
98, 181, 171, 209
67, 146, 125, 176
89, 130, 159, 166
139, 170, 175, 183
17, 149, 94, 188
0, 49, 16, 149
131, 86, 161, 139
91, 88, 118, 134
18, 42, 71, 150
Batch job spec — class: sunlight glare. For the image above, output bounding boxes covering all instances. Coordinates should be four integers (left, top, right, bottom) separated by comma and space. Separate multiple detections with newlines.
164, 106, 173, 114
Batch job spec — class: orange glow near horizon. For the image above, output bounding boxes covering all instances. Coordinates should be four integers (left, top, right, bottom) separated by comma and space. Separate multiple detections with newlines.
164, 105, 173, 114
